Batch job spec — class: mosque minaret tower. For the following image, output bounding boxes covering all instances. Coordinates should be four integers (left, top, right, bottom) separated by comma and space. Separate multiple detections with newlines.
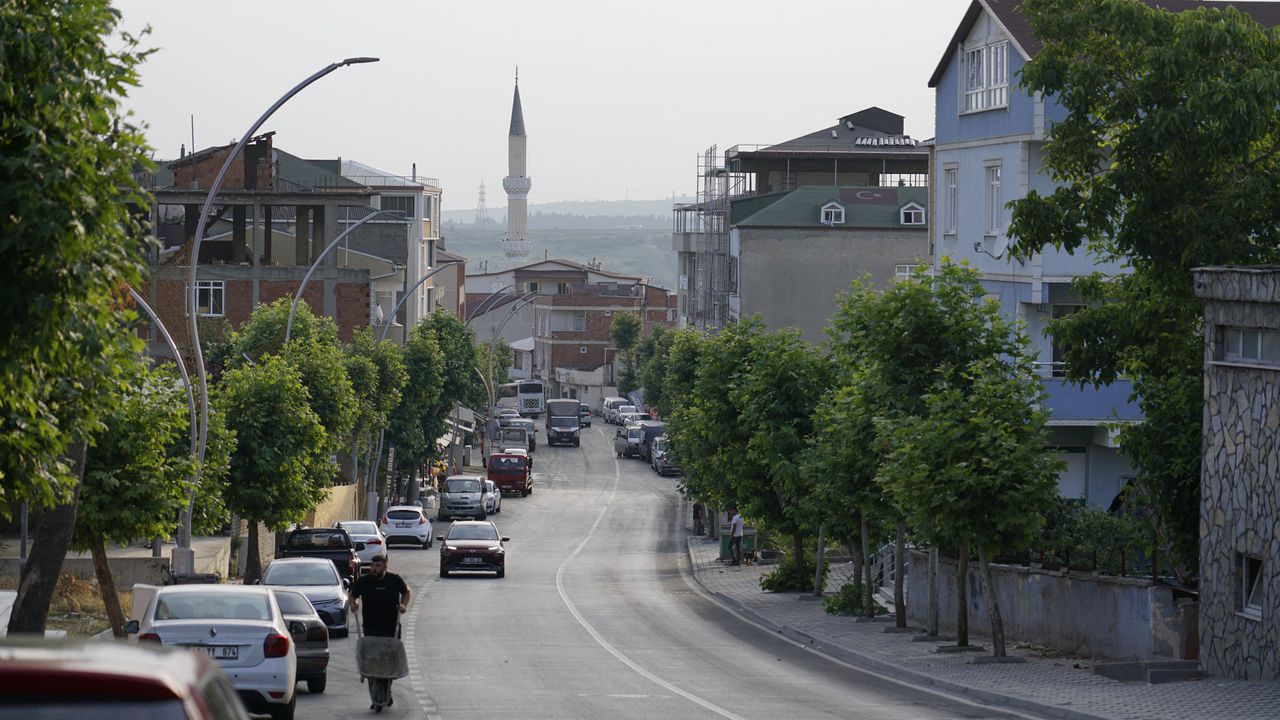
502, 70, 531, 258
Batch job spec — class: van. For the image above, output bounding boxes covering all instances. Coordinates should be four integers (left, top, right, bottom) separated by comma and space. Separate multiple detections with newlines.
636, 421, 667, 462
488, 452, 532, 496
601, 396, 627, 423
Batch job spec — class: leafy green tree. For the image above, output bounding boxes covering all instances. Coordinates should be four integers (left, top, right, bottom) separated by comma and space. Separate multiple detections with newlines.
879, 357, 1062, 657
223, 298, 338, 364
637, 326, 674, 413
344, 329, 406, 486
424, 311, 487, 422
661, 328, 705, 414
1009, 0, 1280, 580
1, 0, 153, 634
610, 312, 643, 391
75, 359, 192, 636
475, 339, 512, 399
189, 404, 235, 537
280, 336, 356, 450
387, 324, 445, 478
217, 356, 330, 582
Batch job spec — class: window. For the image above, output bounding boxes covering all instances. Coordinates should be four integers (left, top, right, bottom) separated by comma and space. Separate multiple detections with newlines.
193, 281, 224, 317
900, 203, 925, 225
820, 202, 845, 225
579, 346, 588, 354
527, 281, 540, 293
964, 41, 1009, 112
1238, 552, 1264, 618
1221, 326, 1280, 365
381, 195, 415, 218
984, 164, 1003, 235
944, 168, 957, 234
557, 282, 570, 295
573, 310, 586, 332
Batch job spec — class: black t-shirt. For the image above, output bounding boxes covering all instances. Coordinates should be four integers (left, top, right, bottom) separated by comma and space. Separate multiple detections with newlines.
351, 571, 409, 637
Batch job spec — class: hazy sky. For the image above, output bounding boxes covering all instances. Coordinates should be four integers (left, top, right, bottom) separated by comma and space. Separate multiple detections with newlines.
113, 0, 969, 207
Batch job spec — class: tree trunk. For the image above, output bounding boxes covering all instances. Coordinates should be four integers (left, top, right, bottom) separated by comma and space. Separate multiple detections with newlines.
978, 545, 1006, 657
851, 541, 864, 605
244, 522, 263, 584
791, 533, 805, 569
927, 546, 940, 636
7, 441, 86, 635
90, 535, 128, 638
860, 511, 873, 615
894, 521, 907, 628
813, 525, 826, 596
956, 540, 970, 647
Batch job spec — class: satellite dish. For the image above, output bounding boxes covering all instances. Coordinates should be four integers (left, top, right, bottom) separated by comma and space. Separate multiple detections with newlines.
992, 233, 1010, 258
375, 305, 385, 323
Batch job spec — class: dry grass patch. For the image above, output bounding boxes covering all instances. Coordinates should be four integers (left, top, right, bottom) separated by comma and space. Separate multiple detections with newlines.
0, 573, 132, 637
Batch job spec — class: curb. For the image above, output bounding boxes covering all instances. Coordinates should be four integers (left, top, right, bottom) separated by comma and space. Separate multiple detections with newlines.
685, 537, 1112, 720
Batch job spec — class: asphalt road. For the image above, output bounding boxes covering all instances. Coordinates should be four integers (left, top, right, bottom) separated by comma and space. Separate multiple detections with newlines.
297, 423, 1027, 720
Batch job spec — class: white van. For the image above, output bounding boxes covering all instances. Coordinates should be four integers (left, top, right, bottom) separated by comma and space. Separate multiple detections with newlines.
600, 396, 627, 424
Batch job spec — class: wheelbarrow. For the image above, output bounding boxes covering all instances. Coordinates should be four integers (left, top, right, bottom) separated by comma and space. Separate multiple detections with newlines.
354, 614, 409, 713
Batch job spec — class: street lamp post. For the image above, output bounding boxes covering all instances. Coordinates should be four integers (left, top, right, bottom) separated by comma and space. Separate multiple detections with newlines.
184, 56, 379, 549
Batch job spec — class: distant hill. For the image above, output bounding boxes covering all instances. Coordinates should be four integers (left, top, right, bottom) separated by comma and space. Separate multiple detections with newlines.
442, 197, 693, 228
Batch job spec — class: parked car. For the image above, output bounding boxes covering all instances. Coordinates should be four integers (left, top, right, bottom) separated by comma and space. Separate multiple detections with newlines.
270, 588, 330, 694
438, 520, 509, 578
618, 421, 645, 458
578, 402, 592, 427
332, 520, 386, 566
488, 452, 532, 496
379, 505, 434, 548
636, 420, 667, 463
650, 435, 681, 476
276, 527, 362, 580
0, 637, 251, 719
509, 418, 537, 451
600, 396, 627, 422
610, 404, 637, 424
259, 557, 351, 638
127, 584, 297, 720
618, 411, 653, 426
438, 475, 487, 521
482, 479, 503, 514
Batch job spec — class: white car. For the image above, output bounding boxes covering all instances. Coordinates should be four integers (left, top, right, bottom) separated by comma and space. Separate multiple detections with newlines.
380, 505, 433, 548
610, 404, 637, 424
334, 520, 387, 565
483, 479, 503, 514
127, 584, 297, 719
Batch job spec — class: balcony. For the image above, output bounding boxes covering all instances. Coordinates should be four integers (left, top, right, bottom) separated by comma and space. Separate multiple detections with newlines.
1035, 365, 1141, 425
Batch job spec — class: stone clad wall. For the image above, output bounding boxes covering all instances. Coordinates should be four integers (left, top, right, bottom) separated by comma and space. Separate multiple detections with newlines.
1194, 267, 1280, 681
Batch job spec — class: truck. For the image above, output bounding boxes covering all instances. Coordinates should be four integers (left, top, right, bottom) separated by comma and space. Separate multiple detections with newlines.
545, 398, 582, 447
276, 527, 364, 579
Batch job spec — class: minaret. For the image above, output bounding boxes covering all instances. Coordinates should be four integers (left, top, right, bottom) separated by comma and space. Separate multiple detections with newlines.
502, 69, 532, 258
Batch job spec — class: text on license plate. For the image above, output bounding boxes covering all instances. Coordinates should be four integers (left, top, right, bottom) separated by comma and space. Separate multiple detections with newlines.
199, 645, 238, 660
463, 557, 483, 564
396, 522, 411, 527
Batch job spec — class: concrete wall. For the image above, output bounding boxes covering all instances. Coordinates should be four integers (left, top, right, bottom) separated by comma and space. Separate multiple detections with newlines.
0, 557, 169, 587
737, 227, 928, 344
305, 484, 362, 529
907, 550, 1196, 661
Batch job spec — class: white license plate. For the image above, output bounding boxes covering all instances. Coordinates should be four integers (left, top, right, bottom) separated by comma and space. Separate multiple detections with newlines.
396, 522, 411, 528
200, 645, 238, 660
463, 557, 483, 564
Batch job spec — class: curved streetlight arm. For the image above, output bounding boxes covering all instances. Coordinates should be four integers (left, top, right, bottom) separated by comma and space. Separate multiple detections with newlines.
129, 288, 199, 549
286, 208, 398, 341
376, 261, 461, 343
465, 283, 516, 326
186, 57, 379, 481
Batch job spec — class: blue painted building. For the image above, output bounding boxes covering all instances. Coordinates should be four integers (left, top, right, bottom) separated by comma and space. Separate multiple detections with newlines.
928, 0, 1141, 506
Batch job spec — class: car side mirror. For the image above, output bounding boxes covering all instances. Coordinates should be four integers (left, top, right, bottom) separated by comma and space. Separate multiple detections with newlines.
288, 620, 306, 636
354, 541, 366, 552
342, 577, 351, 590
436, 535, 445, 542
123, 619, 140, 635
501, 536, 511, 542
251, 579, 261, 585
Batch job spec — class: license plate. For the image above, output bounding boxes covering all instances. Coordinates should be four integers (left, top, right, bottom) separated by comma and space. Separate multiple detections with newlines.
200, 645, 238, 660
463, 557, 483, 564
396, 522, 411, 528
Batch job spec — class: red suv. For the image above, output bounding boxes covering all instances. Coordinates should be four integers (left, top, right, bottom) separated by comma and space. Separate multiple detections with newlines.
0, 637, 250, 719
438, 520, 509, 578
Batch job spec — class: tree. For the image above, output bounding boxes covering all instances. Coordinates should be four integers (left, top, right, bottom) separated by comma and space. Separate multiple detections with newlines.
75, 359, 192, 636
1, 0, 153, 633
189, 404, 235, 537
1009, 0, 1280, 579
637, 326, 674, 413
423, 311, 487, 424
217, 356, 330, 582
386, 324, 445, 478
475, 339, 512, 398
344, 329, 406, 487
878, 357, 1062, 657
610, 312, 642, 391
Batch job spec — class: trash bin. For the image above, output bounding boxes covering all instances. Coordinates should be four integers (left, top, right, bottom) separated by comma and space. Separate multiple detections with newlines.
718, 525, 756, 562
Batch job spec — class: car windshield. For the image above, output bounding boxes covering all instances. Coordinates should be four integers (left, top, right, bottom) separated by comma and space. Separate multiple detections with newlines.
338, 521, 377, 535
490, 456, 523, 470
285, 530, 348, 549
273, 591, 316, 615
263, 562, 339, 587
155, 592, 271, 621
500, 429, 526, 442
448, 525, 499, 541
485, 482, 496, 493
387, 510, 421, 520
445, 478, 482, 493
628, 428, 642, 439
550, 416, 578, 428
619, 405, 636, 414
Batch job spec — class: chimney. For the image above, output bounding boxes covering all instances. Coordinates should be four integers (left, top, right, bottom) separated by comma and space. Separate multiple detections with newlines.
412, 163, 417, 181
180, 143, 186, 158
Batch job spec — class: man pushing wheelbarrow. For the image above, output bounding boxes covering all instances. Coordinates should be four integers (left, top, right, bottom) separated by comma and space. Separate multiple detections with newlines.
350, 554, 411, 712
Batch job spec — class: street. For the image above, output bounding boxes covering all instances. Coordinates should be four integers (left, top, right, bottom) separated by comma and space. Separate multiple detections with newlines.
297, 424, 1024, 720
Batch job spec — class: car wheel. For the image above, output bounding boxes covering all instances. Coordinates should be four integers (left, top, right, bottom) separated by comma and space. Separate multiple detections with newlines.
574, 439, 580, 447
333, 627, 349, 639
437, 513, 447, 522
496, 567, 505, 578
478, 511, 487, 520
422, 538, 431, 549
270, 694, 296, 720
307, 675, 327, 694
440, 567, 449, 577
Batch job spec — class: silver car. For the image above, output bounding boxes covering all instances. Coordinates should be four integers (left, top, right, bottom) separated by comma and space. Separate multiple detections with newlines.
483, 479, 503, 514
438, 475, 487, 521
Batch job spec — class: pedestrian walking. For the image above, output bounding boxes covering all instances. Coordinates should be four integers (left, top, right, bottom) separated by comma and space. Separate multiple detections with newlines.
728, 507, 744, 566
692, 502, 705, 536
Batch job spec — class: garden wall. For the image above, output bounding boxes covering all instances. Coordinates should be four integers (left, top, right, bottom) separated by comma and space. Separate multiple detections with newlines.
907, 549, 1197, 661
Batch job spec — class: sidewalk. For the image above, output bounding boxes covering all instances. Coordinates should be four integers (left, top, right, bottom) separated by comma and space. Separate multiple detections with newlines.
686, 534, 1280, 720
